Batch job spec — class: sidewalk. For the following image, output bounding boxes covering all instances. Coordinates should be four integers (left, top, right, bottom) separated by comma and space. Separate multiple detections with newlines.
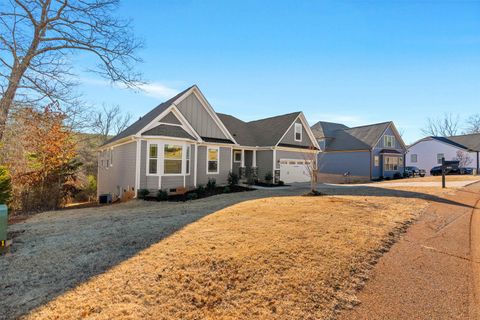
338, 182, 480, 320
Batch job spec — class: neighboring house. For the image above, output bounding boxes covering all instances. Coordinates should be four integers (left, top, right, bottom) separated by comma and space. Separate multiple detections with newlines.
311, 121, 407, 180
97, 85, 320, 198
406, 134, 480, 174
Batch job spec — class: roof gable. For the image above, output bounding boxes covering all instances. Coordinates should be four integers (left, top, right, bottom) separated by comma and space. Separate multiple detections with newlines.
159, 111, 181, 125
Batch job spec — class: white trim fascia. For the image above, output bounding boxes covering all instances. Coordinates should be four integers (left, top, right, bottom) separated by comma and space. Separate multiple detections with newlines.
274, 113, 321, 150
186, 86, 239, 145
206, 145, 220, 175
140, 135, 197, 143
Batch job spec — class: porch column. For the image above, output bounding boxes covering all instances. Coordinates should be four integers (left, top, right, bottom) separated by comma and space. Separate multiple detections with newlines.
241, 149, 245, 167
253, 150, 257, 167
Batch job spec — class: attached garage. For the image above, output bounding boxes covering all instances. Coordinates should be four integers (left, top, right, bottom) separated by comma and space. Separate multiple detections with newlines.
279, 159, 311, 183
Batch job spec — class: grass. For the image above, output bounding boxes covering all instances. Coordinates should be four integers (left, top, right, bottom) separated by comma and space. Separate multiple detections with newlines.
379, 175, 480, 183
26, 193, 432, 320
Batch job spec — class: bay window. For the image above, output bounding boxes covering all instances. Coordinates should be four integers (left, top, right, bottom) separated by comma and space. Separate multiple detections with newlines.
384, 156, 399, 171
164, 144, 182, 174
148, 144, 158, 174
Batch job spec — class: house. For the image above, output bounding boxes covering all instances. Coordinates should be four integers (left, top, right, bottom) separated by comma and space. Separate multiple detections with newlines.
97, 85, 320, 198
311, 121, 407, 180
406, 134, 480, 174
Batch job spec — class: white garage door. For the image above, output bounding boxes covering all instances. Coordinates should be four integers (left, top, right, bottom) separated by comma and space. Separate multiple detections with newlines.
279, 159, 311, 183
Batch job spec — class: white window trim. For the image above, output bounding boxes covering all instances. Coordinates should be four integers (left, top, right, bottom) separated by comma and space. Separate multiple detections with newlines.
374, 155, 380, 167
233, 150, 242, 163
294, 123, 302, 142
185, 145, 191, 176
384, 135, 395, 148
437, 153, 445, 164
146, 142, 159, 176
383, 156, 400, 172
206, 146, 220, 175
163, 144, 184, 176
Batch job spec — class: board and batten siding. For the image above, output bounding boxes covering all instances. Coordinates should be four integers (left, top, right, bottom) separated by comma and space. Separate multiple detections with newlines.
279, 119, 315, 148
256, 150, 273, 181
317, 151, 371, 177
98, 141, 137, 196
196, 146, 231, 185
176, 93, 227, 140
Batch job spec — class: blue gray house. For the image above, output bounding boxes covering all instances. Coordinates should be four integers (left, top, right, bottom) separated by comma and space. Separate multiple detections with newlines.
311, 121, 407, 180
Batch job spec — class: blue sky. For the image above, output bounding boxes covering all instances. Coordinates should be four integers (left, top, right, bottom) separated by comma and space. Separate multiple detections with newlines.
76, 0, 480, 144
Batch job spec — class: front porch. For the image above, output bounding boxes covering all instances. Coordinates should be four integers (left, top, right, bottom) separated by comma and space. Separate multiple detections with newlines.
232, 149, 259, 182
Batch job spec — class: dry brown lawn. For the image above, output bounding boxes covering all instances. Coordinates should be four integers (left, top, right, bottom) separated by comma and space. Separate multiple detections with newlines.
379, 175, 480, 183
26, 193, 433, 320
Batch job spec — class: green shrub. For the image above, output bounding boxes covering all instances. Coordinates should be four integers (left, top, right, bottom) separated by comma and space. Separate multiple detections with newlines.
264, 172, 273, 183
156, 189, 168, 201
196, 185, 206, 196
0, 166, 12, 205
223, 186, 231, 193
186, 192, 198, 201
278, 180, 285, 186
206, 178, 216, 190
137, 189, 150, 199
227, 171, 239, 186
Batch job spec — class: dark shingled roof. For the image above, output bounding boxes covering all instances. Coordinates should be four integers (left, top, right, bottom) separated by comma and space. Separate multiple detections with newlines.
141, 124, 195, 140
430, 134, 480, 151
311, 121, 392, 151
217, 112, 301, 147
102, 86, 194, 146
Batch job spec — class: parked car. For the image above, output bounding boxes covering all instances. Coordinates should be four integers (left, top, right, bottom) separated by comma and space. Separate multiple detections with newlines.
430, 165, 460, 176
460, 167, 474, 175
405, 166, 426, 177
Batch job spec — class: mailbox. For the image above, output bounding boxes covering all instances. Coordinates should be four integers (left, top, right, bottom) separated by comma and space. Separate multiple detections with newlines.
0, 204, 7, 247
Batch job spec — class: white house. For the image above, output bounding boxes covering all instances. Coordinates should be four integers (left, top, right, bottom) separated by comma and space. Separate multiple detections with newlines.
406, 134, 480, 174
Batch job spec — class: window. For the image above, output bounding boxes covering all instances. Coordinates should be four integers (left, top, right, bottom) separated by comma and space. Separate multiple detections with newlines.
185, 145, 191, 175
294, 123, 302, 141
164, 144, 182, 174
384, 156, 400, 171
437, 153, 444, 164
207, 147, 219, 174
411, 154, 418, 163
384, 135, 395, 147
374, 155, 379, 167
148, 144, 158, 174
234, 150, 242, 163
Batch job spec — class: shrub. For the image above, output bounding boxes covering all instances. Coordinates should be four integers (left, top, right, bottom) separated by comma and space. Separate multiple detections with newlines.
0, 166, 12, 205
196, 185, 206, 196
227, 171, 239, 186
223, 186, 231, 193
137, 189, 150, 199
246, 177, 256, 186
393, 172, 402, 179
156, 189, 168, 201
278, 180, 285, 186
186, 192, 198, 201
264, 172, 273, 183
206, 178, 216, 190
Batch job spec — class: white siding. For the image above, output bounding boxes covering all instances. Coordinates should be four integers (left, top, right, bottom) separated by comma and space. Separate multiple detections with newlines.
406, 139, 478, 174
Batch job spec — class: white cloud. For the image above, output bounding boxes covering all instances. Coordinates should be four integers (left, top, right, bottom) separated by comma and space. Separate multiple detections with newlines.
79, 76, 179, 100
137, 82, 179, 99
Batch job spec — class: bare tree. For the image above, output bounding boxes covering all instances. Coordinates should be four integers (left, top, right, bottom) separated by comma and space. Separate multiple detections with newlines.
303, 147, 319, 194
0, 0, 142, 141
455, 150, 473, 168
465, 114, 480, 134
421, 113, 460, 137
92, 104, 132, 142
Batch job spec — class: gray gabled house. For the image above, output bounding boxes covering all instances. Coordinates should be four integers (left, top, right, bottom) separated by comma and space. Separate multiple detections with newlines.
311, 121, 407, 180
98, 85, 320, 198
